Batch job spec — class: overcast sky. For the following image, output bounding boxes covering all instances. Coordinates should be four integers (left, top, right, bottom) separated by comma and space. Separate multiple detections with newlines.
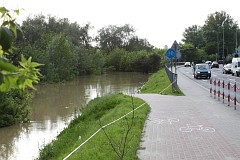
1, 0, 240, 48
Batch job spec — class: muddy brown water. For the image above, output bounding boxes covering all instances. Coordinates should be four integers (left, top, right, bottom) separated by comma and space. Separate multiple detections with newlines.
0, 72, 148, 160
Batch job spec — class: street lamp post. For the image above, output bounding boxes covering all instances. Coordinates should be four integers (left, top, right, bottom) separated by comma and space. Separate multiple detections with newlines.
236, 28, 238, 50
222, 19, 227, 64
217, 30, 219, 61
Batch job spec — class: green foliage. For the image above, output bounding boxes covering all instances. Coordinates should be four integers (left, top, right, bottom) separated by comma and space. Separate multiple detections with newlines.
19, 15, 99, 80
97, 24, 135, 52
14, 14, 161, 82
0, 7, 42, 92
0, 55, 43, 91
140, 68, 184, 95
38, 93, 150, 160
182, 25, 205, 48
180, 43, 208, 63
202, 11, 239, 57
97, 24, 154, 53
44, 33, 77, 82
182, 10, 239, 58
0, 89, 31, 127
106, 48, 125, 71
125, 36, 154, 52
106, 49, 161, 73
0, 26, 13, 52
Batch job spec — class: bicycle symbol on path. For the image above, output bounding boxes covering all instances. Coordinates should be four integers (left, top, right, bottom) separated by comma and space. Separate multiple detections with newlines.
179, 124, 215, 133
148, 118, 179, 125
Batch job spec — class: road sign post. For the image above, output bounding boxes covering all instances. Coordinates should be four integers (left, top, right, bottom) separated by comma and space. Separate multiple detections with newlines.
171, 40, 180, 74
166, 48, 176, 91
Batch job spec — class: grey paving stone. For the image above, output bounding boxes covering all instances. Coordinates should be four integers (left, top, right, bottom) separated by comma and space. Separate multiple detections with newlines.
135, 71, 240, 160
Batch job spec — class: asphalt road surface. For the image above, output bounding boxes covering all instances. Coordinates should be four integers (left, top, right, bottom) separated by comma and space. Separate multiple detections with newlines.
178, 64, 240, 105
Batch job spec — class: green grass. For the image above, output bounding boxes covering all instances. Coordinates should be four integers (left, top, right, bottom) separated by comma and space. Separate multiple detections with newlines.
38, 93, 150, 160
38, 68, 184, 160
140, 67, 184, 96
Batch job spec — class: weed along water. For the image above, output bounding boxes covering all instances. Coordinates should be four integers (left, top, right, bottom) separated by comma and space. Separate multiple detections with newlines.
0, 72, 149, 160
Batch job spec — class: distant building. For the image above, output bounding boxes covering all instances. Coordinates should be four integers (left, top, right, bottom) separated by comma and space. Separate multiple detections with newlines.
164, 45, 168, 50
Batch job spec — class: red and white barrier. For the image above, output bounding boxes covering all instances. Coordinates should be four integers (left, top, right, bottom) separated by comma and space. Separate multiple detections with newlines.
210, 78, 237, 110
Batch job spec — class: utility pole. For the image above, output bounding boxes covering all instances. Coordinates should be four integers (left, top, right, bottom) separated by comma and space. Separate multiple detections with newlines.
236, 28, 238, 49
222, 19, 226, 64
217, 32, 219, 61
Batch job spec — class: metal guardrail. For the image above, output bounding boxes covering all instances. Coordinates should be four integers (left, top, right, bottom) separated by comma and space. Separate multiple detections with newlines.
165, 65, 177, 91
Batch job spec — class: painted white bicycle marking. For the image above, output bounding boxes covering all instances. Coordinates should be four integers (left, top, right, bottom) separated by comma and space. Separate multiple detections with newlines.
148, 118, 179, 125
179, 124, 215, 133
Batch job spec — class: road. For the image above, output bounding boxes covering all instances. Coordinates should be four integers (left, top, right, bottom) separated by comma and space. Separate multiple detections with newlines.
136, 64, 240, 160
178, 64, 240, 105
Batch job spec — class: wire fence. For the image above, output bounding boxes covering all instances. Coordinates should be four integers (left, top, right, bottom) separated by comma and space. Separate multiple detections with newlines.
63, 102, 147, 160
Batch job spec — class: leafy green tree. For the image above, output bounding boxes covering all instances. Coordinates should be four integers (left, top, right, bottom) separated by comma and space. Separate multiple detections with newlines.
182, 25, 205, 48
47, 16, 93, 48
107, 48, 126, 71
97, 24, 135, 52
21, 14, 47, 45
0, 7, 42, 91
20, 14, 95, 80
0, 89, 31, 127
88, 51, 105, 74
125, 36, 154, 52
180, 43, 208, 62
202, 11, 239, 57
0, 7, 43, 127
45, 33, 77, 82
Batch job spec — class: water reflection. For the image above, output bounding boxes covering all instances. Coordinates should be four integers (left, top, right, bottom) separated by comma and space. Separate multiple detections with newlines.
0, 72, 148, 160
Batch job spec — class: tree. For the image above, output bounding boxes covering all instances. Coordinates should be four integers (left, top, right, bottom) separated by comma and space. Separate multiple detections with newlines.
180, 43, 207, 62
97, 24, 135, 52
0, 7, 42, 91
45, 33, 77, 82
202, 11, 239, 57
125, 36, 154, 52
182, 25, 205, 48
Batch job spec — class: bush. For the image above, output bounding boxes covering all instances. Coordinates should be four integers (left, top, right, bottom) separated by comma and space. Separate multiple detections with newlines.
0, 90, 31, 127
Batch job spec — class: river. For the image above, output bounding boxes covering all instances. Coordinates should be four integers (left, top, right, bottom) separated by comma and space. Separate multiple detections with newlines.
0, 72, 149, 160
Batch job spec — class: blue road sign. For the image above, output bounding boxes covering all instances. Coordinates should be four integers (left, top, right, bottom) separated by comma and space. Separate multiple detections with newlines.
166, 48, 176, 59
235, 50, 239, 54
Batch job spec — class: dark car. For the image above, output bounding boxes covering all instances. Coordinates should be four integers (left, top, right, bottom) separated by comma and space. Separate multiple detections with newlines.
218, 60, 224, 64
193, 63, 211, 79
222, 63, 232, 74
211, 61, 219, 68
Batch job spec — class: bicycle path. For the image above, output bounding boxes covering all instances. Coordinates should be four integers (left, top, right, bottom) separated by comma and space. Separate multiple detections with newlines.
134, 69, 240, 160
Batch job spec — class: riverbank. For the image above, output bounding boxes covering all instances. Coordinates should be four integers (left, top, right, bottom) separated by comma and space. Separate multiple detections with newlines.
38, 93, 150, 160
37, 68, 183, 159
140, 68, 183, 95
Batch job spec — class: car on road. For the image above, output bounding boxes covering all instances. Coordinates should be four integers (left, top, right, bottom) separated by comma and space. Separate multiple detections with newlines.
205, 61, 212, 65
218, 59, 223, 64
222, 63, 232, 74
193, 63, 211, 79
184, 62, 191, 67
231, 57, 240, 76
211, 61, 219, 68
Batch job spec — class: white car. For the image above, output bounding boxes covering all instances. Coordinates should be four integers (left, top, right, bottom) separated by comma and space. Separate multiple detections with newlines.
222, 63, 232, 74
205, 61, 212, 65
184, 62, 191, 67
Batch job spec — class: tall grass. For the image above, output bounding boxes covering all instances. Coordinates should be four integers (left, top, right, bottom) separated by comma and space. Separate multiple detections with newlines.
38, 93, 150, 160
140, 67, 184, 96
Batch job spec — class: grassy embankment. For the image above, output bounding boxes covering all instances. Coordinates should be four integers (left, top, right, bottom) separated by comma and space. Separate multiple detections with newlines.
38, 67, 183, 160
140, 68, 184, 96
